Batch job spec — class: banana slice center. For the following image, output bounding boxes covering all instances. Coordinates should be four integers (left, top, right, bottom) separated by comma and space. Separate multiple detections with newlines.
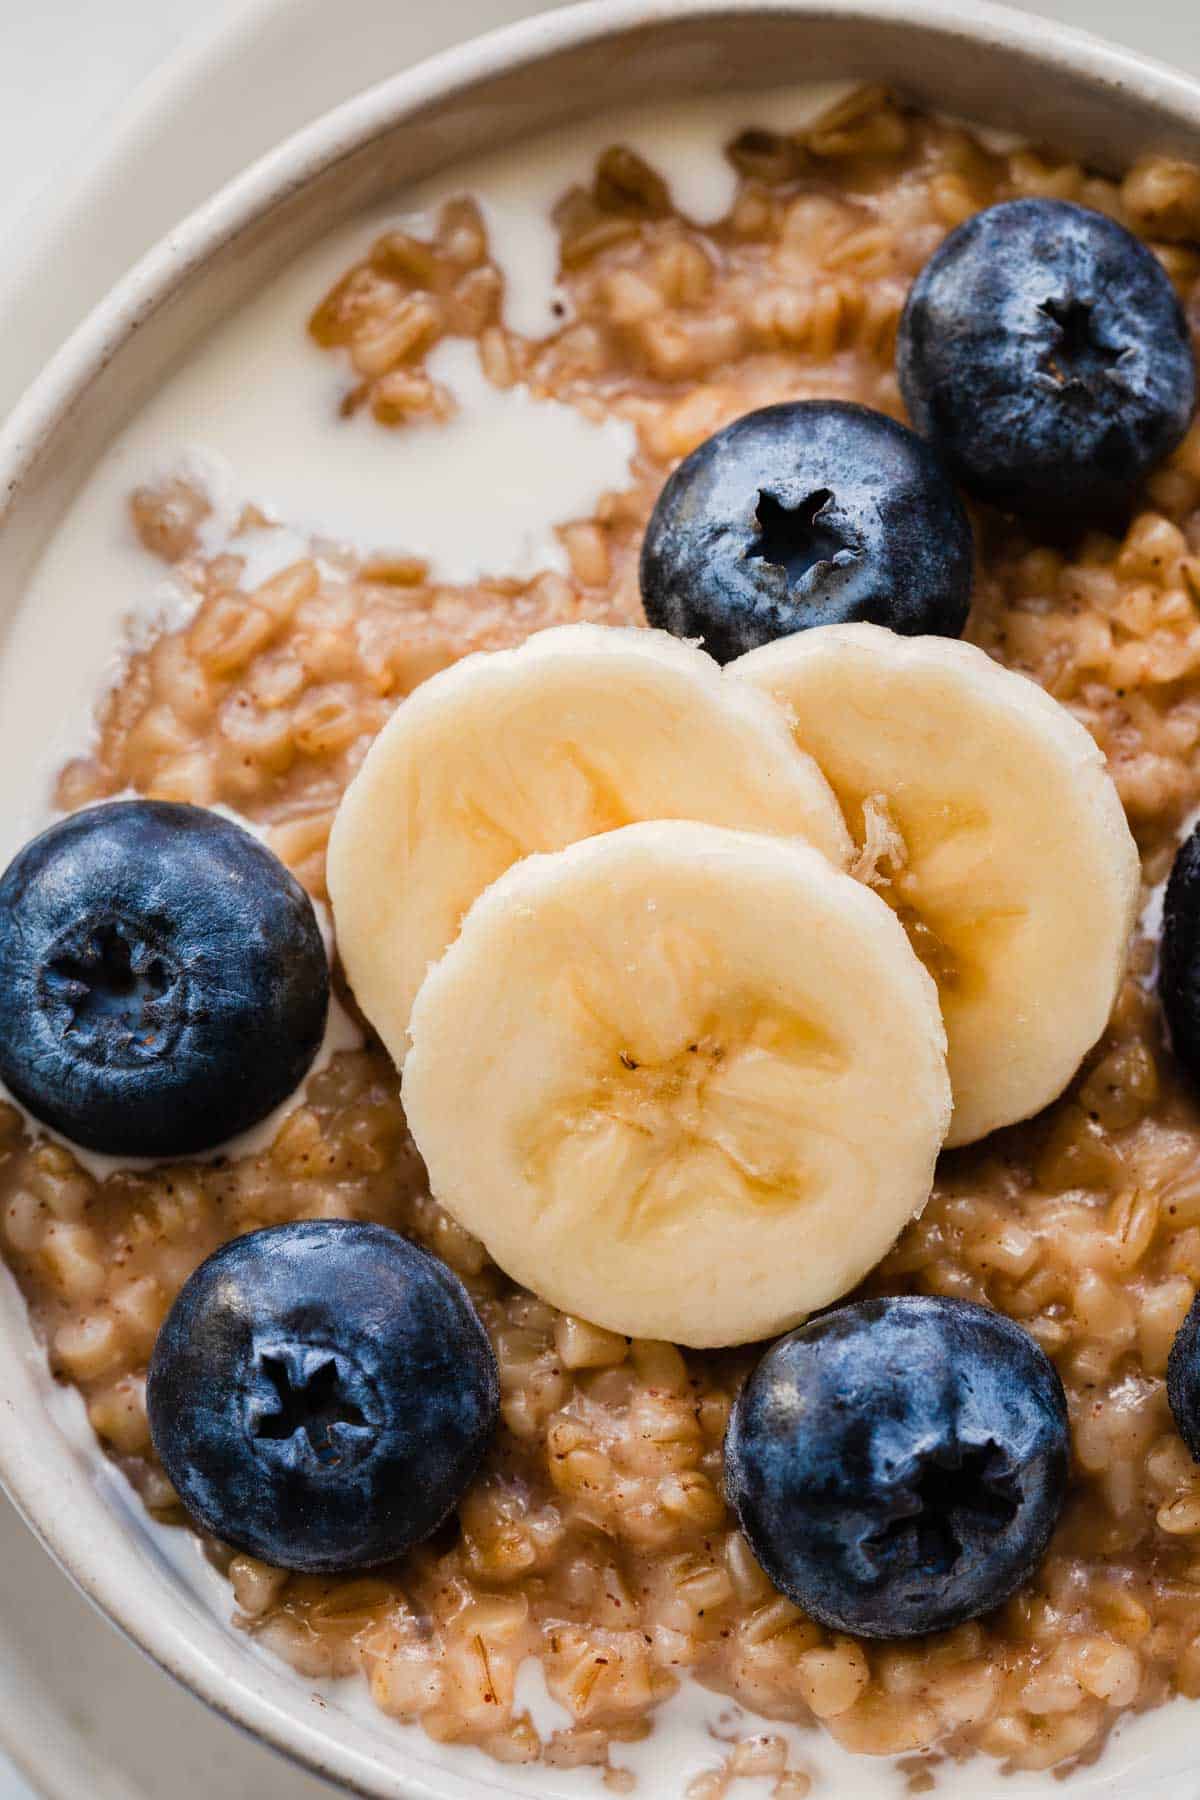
850, 793, 1027, 1005
518, 935, 854, 1246
450, 741, 637, 855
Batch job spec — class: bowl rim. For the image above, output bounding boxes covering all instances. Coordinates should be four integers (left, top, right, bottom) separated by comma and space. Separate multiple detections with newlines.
2, 1, 1200, 1794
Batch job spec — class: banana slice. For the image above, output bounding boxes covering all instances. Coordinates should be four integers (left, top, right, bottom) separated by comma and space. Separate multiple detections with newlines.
403, 820, 951, 1348
328, 623, 849, 1062
731, 623, 1140, 1147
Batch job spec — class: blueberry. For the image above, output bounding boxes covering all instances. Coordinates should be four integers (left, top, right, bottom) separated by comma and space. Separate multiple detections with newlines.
1168, 1291, 1200, 1465
0, 801, 328, 1157
897, 198, 1196, 521
639, 400, 973, 664
147, 1220, 499, 1572
1158, 823, 1200, 1091
725, 1296, 1070, 1638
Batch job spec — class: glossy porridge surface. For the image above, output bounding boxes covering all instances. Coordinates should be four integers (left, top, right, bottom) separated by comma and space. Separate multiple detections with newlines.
4, 82, 1200, 1796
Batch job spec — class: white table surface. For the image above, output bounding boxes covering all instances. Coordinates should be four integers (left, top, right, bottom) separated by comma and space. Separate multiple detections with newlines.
0, 0, 1197, 1795
0, 0, 212, 237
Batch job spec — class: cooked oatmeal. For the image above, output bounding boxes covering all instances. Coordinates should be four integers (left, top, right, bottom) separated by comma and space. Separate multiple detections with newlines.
5, 84, 1200, 1788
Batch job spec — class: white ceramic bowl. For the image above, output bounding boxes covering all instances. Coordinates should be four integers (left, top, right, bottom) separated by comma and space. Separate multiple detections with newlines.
1, 3, 1199, 1795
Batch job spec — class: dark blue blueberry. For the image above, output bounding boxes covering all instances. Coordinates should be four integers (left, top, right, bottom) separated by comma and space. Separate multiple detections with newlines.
0, 800, 328, 1157
725, 1295, 1070, 1638
897, 197, 1196, 521
1158, 823, 1200, 1092
639, 400, 973, 664
147, 1220, 499, 1572
1168, 1290, 1200, 1464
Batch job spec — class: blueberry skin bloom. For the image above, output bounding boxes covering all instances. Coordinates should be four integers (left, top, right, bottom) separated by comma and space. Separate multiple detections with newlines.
147, 1221, 500, 1572
0, 800, 329, 1157
639, 400, 973, 664
898, 198, 1196, 521
1168, 1291, 1200, 1465
725, 1296, 1070, 1639
1159, 824, 1200, 1092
